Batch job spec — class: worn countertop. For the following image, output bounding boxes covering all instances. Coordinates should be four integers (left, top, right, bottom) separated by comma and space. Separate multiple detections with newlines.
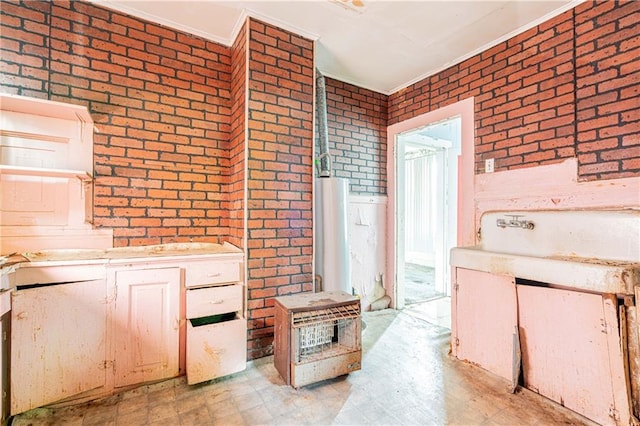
1, 242, 242, 268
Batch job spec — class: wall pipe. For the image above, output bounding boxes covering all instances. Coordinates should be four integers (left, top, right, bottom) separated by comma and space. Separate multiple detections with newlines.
315, 68, 332, 177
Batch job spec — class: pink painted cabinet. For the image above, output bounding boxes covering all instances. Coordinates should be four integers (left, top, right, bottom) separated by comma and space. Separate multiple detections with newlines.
518, 285, 630, 426
452, 268, 517, 382
453, 267, 633, 426
10, 279, 108, 414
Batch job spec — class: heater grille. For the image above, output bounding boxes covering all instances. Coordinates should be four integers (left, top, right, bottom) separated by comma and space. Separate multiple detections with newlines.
292, 303, 360, 327
292, 302, 360, 363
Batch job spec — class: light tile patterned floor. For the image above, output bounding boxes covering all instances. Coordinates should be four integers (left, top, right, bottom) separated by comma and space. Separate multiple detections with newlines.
13, 308, 594, 426
404, 263, 438, 304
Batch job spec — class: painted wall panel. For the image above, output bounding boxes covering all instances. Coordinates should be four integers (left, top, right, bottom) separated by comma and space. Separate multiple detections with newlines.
348, 195, 387, 311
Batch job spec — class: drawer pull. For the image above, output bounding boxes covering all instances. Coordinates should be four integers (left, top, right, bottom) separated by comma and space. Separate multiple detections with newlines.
207, 273, 222, 277
210, 300, 225, 304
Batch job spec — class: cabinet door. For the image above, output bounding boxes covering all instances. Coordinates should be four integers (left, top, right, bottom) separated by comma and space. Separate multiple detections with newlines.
113, 268, 180, 388
453, 268, 517, 381
518, 286, 628, 426
10, 280, 107, 415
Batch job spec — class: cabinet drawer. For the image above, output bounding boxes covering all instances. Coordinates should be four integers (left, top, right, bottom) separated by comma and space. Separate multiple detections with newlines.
186, 317, 247, 384
184, 261, 241, 288
186, 285, 242, 319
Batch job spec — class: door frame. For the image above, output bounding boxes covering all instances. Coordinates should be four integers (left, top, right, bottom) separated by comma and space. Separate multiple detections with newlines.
386, 97, 476, 309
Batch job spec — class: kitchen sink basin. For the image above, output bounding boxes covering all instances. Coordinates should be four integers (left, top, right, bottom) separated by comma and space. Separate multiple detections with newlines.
451, 246, 639, 294
451, 209, 640, 294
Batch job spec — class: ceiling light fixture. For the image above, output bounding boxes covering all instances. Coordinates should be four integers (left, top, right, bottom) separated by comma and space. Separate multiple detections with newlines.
330, 0, 366, 13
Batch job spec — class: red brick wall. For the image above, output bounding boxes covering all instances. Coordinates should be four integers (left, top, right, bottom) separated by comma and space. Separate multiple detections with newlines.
245, 19, 314, 359
0, 1, 51, 98
323, 78, 388, 194
575, 0, 640, 180
1, 0, 233, 246
2, 2, 316, 361
228, 21, 248, 249
390, 9, 577, 175
388, 1, 640, 180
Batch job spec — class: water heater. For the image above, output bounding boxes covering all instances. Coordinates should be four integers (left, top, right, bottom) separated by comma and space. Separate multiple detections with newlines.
314, 177, 351, 294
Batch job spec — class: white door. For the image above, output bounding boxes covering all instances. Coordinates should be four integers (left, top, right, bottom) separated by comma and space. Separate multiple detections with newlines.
113, 268, 180, 387
11, 280, 107, 415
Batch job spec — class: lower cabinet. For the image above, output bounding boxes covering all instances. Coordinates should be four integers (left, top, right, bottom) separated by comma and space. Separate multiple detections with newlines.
518, 285, 629, 426
10, 279, 107, 415
112, 267, 180, 388
453, 267, 633, 426
8, 248, 246, 415
452, 268, 517, 382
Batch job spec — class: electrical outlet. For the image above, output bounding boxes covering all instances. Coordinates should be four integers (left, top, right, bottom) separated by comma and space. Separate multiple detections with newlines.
485, 158, 494, 173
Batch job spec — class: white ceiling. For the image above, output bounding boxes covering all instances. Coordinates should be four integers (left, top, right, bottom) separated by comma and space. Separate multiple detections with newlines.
93, 0, 580, 95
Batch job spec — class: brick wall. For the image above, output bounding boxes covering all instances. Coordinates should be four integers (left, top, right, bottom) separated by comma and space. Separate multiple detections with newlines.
228, 21, 248, 249
388, 1, 640, 180
0, 1, 51, 98
321, 78, 388, 194
389, 9, 577, 175
575, 0, 640, 180
1, 0, 233, 246
244, 19, 315, 359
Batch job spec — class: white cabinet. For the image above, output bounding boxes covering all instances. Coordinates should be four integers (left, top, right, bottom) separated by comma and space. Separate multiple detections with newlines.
7, 244, 246, 414
452, 268, 517, 382
112, 267, 180, 388
10, 279, 107, 415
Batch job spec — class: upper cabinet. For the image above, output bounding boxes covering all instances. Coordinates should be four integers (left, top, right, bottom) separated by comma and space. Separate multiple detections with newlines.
0, 94, 112, 254
0, 94, 93, 173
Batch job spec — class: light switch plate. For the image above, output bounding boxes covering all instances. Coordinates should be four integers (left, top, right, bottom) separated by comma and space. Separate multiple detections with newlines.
485, 158, 494, 173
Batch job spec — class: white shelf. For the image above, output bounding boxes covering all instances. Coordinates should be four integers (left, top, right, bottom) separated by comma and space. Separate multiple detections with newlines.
0, 165, 92, 181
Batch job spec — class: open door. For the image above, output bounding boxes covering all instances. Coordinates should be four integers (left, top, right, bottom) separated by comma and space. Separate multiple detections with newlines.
396, 117, 461, 307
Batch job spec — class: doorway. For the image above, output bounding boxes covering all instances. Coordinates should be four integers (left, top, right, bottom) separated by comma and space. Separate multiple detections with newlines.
386, 98, 475, 329
397, 117, 461, 308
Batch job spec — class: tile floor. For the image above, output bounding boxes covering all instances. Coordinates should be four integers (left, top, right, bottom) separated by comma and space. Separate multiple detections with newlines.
404, 263, 439, 304
404, 296, 451, 329
13, 307, 594, 426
